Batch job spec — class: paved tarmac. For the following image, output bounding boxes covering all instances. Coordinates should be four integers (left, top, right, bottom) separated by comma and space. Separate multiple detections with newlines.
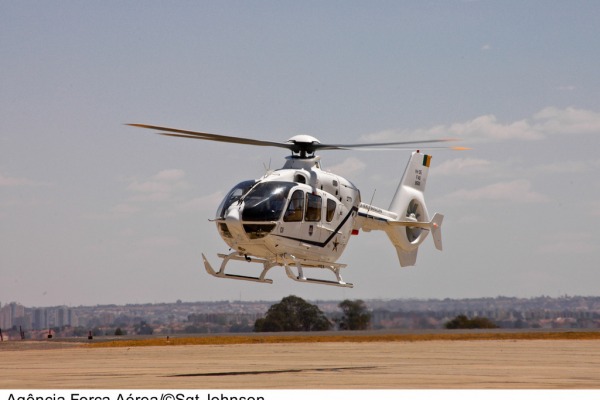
1, 339, 600, 388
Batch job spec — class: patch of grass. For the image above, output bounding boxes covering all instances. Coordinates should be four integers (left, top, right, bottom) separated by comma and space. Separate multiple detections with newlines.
86, 331, 600, 348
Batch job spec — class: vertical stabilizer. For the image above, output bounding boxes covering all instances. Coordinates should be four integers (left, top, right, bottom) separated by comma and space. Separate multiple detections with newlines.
389, 151, 431, 216
386, 151, 441, 266
355, 150, 443, 268
431, 213, 444, 251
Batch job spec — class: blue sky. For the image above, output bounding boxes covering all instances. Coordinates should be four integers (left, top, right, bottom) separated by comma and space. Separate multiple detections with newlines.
2, 1, 600, 306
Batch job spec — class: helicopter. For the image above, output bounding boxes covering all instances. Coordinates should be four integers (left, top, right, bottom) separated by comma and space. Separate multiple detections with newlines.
128, 123, 466, 288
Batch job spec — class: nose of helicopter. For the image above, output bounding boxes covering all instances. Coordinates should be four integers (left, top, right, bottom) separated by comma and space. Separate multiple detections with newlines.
224, 205, 246, 235
224, 205, 241, 223
217, 205, 246, 242
222, 201, 277, 241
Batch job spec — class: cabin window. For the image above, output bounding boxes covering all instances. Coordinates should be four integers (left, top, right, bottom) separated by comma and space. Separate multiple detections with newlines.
326, 198, 336, 222
284, 190, 304, 222
305, 193, 322, 222
294, 174, 306, 184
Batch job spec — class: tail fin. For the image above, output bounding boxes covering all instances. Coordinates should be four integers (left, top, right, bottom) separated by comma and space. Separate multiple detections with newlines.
387, 151, 442, 266
355, 151, 443, 267
389, 150, 431, 214
431, 213, 444, 251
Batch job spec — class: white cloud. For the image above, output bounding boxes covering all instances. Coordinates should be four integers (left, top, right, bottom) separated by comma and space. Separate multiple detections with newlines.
111, 203, 140, 216
531, 160, 600, 175
361, 125, 447, 143
532, 106, 600, 135
556, 85, 576, 91
90, 169, 198, 220
327, 157, 367, 176
442, 179, 549, 204
448, 114, 543, 140
179, 191, 224, 212
127, 169, 190, 202
481, 43, 492, 51
434, 157, 492, 176
83, 203, 141, 220
0, 172, 48, 187
535, 233, 595, 255
361, 107, 600, 143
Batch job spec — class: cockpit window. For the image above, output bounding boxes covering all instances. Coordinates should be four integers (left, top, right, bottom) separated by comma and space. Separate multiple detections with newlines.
242, 181, 297, 222
216, 180, 255, 219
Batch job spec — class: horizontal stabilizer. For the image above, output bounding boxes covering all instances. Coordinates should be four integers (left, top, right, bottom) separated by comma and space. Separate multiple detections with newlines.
387, 212, 444, 251
387, 213, 444, 251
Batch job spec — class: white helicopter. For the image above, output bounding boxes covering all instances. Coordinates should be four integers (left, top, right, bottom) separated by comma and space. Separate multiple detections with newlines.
129, 124, 466, 288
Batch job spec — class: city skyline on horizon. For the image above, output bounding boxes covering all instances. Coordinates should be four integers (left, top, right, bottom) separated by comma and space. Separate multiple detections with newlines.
3, 293, 599, 311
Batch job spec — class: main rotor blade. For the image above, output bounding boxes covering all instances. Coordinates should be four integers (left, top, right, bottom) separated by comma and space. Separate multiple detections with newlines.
126, 123, 293, 150
314, 138, 459, 151
127, 123, 468, 152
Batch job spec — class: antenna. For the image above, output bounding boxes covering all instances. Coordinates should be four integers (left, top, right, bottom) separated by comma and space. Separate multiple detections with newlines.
366, 189, 377, 217
262, 158, 272, 174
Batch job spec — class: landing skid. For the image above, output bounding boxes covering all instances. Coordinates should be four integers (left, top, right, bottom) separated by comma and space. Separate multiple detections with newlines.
202, 252, 353, 288
203, 253, 275, 284
283, 256, 353, 288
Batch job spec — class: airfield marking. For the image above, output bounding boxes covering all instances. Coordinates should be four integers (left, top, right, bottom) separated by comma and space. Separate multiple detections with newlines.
85, 330, 600, 348
168, 366, 377, 378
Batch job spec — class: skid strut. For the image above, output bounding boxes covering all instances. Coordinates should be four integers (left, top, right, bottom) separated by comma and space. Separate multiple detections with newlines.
203, 252, 353, 288
283, 255, 354, 288
203, 252, 275, 284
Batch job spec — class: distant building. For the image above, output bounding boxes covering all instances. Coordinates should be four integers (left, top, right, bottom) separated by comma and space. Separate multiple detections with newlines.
32, 308, 48, 330
0, 302, 25, 330
68, 308, 78, 327
57, 307, 66, 327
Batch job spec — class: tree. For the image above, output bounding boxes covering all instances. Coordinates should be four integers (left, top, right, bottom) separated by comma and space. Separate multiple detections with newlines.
445, 314, 499, 329
134, 320, 154, 335
254, 295, 332, 332
72, 326, 88, 337
338, 299, 371, 330
114, 327, 126, 336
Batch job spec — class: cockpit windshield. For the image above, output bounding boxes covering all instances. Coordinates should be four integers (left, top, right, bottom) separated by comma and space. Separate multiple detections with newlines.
216, 180, 255, 219
242, 181, 297, 221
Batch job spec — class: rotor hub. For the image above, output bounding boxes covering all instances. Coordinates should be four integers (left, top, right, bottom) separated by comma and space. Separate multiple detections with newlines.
286, 135, 321, 158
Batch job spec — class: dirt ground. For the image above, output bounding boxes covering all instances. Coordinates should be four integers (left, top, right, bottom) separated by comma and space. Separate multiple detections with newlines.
1, 339, 600, 389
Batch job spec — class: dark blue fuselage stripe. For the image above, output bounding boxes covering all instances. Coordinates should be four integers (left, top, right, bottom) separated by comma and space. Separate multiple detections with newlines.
272, 206, 359, 248
357, 211, 388, 222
